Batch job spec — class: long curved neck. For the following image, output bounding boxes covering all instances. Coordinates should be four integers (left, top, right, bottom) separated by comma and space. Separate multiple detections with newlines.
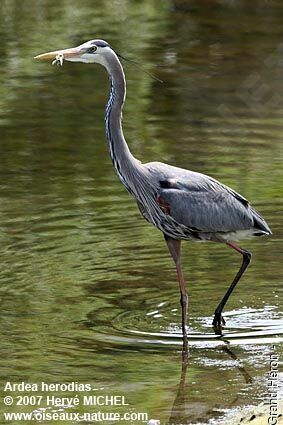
103, 54, 141, 193
101, 52, 161, 226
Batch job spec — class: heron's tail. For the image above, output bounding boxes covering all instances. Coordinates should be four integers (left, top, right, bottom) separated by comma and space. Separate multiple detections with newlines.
251, 207, 272, 236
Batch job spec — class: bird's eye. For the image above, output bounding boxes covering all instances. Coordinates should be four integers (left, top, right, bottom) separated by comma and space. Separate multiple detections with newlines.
88, 46, 97, 54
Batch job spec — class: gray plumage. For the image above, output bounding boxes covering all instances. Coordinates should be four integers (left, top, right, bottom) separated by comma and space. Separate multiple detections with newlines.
35, 39, 272, 348
144, 162, 270, 239
93, 42, 271, 243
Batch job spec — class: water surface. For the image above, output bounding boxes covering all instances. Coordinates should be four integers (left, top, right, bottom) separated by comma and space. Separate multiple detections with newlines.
0, 1, 282, 424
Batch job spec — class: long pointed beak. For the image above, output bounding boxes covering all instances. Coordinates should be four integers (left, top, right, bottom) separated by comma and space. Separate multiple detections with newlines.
34, 47, 80, 61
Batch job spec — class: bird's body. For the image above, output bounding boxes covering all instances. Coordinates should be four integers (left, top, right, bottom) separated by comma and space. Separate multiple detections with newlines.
134, 161, 270, 242
101, 45, 270, 244
35, 40, 271, 351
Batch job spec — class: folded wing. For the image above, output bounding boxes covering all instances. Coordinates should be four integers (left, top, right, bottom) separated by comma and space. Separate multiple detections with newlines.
158, 186, 253, 232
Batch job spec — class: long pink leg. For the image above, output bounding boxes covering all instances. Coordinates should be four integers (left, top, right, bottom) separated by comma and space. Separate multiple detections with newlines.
213, 241, 252, 328
165, 235, 188, 352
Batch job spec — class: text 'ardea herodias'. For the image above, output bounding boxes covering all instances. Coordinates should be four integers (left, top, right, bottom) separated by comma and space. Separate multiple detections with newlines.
35, 39, 271, 351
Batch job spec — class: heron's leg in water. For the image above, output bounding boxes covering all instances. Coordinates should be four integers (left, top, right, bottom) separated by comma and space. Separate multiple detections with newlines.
213, 242, 252, 329
165, 235, 188, 349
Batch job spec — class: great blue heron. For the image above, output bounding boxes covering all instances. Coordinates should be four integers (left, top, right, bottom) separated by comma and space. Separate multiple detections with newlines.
35, 39, 271, 347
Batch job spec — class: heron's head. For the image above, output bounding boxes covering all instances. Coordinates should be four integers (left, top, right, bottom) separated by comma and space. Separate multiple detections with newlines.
34, 39, 114, 66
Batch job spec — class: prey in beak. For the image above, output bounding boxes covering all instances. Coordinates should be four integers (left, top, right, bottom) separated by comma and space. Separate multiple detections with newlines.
34, 40, 108, 65
52, 53, 64, 67
34, 46, 81, 66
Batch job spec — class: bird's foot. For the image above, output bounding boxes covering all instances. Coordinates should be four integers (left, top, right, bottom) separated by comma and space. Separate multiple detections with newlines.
212, 312, 226, 334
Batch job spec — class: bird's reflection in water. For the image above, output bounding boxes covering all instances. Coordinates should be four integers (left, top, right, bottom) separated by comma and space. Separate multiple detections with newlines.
223, 345, 253, 385
168, 356, 188, 425
168, 344, 252, 424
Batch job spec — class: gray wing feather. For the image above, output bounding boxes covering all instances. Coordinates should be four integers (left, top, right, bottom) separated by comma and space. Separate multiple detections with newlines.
144, 162, 271, 234
145, 162, 254, 232
146, 161, 247, 200
159, 188, 253, 232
